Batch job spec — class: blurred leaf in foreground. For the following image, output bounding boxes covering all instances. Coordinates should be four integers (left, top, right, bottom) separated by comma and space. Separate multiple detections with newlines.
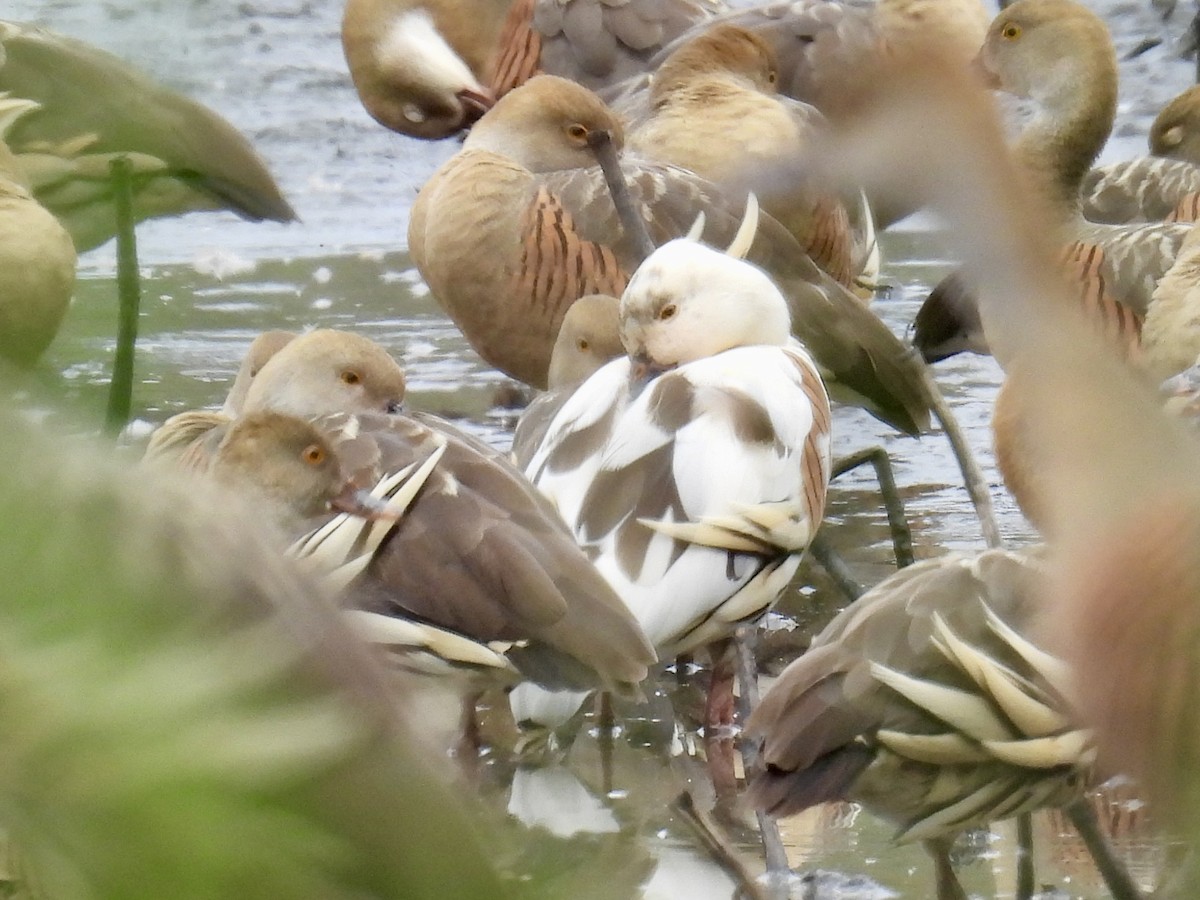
0, 407, 510, 900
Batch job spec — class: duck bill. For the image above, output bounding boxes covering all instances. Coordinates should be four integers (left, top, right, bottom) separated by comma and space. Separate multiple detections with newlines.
586, 128, 656, 261
628, 353, 671, 397
970, 51, 1001, 91
329, 483, 401, 521
457, 87, 495, 125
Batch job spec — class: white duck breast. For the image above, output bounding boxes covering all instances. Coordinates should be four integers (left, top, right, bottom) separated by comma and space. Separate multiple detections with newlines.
525, 341, 831, 657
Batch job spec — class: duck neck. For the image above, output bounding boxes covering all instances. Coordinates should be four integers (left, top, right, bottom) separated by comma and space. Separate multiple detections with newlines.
1013, 52, 1117, 226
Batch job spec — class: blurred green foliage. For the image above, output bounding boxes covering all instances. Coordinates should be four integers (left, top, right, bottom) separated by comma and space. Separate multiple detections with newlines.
0, 408, 511, 900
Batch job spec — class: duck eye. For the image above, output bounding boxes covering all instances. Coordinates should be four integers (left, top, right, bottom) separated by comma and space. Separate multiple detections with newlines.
1001, 22, 1020, 39
577, 337, 590, 352
767, 70, 778, 85
567, 123, 589, 141
659, 303, 677, 321
302, 444, 326, 466
340, 370, 361, 386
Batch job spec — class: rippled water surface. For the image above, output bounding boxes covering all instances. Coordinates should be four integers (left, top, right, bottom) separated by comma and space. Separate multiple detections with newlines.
9, 0, 1195, 895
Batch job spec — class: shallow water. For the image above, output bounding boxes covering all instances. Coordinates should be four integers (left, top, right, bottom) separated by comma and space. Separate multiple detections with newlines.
8, 0, 1195, 896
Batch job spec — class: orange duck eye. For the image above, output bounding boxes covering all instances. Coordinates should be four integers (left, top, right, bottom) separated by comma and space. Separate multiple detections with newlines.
302, 444, 326, 465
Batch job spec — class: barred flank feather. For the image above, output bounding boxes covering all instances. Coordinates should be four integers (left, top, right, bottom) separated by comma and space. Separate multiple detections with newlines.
489, 0, 541, 97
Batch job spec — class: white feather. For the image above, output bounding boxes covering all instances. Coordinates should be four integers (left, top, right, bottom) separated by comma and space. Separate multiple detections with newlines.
526, 345, 829, 655
376, 10, 485, 105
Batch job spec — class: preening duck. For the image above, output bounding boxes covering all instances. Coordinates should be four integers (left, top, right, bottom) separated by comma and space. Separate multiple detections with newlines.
627, 23, 875, 292
222, 330, 657, 697
410, 73, 931, 432
1081, 84, 1200, 225
341, 0, 499, 139
747, 549, 1097, 900
523, 233, 832, 719
341, 0, 720, 139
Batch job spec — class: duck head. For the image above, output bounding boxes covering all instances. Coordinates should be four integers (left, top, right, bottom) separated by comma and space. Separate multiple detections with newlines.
243, 329, 407, 418
463, 75, 625, 173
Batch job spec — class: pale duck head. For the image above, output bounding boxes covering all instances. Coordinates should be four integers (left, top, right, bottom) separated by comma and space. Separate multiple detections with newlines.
618, 239, 792, 370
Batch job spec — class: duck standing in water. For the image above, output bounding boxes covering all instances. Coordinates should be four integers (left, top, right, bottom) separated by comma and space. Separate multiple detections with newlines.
522, 228, 832, 769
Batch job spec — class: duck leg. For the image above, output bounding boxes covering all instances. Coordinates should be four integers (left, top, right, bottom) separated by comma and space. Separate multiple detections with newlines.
831, 447, 914, 568
595, 691, 614, 795
1015, 812, 1035, 900
733, 626, 791, 899
925, 837, 969, 900
105, 157, 142, 435
920, 367, 1003, 549
809, 532, 866, 602
703, 638, 738, 803
454, 689, 484, 775
1065, 797, 1144, 900
813, 445, 915, 603
1194, 9, 1200, 84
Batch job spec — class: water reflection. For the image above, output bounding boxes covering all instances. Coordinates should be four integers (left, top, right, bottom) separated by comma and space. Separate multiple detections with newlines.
9, 0, 1192, 892
28, 230, 1166, 898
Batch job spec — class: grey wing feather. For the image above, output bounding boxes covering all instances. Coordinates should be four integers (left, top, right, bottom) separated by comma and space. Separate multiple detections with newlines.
1081, 156, 1200, 224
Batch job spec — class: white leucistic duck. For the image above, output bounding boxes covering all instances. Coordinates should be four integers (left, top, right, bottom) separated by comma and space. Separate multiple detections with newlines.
523, 226, 832, 730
